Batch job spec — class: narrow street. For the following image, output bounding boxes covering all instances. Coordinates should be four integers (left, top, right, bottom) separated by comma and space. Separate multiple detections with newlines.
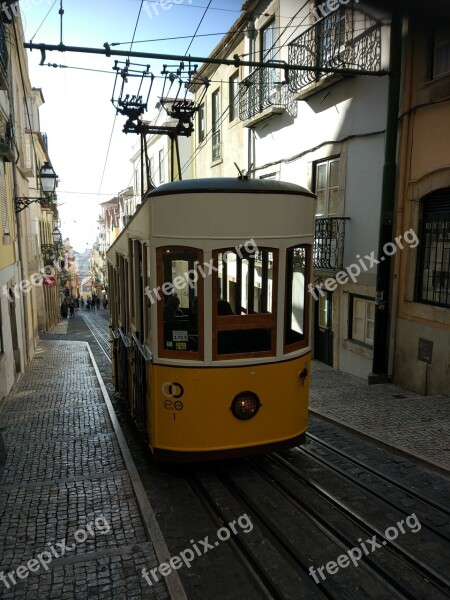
27, 308, 450, 600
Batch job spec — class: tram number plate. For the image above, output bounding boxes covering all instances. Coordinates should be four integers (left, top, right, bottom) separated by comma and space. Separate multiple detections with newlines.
173, 330, 188, 342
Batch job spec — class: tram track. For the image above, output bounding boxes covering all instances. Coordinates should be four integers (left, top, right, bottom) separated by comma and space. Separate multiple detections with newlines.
183, 452, 450, 600
80, 312, 111, 362
299, 434, 450, 542
82, 312, 450, 600
304, 432, 450, 516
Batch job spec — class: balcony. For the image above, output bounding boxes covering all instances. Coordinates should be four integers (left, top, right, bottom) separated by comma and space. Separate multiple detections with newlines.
239, 67, 297, 126
288, 9, 382, 99
313, 217, 349, 270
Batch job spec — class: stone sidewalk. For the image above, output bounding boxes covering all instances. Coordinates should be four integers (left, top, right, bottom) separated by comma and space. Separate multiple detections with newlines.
310, 360, 450, 473
0, 341, 186, 600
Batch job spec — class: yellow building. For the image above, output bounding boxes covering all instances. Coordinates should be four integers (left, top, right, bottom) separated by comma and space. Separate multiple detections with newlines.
0, 12, 60, 399
392, 7, 450, 394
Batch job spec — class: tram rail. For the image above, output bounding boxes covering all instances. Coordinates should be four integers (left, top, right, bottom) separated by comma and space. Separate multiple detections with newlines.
79, 309, 450, 600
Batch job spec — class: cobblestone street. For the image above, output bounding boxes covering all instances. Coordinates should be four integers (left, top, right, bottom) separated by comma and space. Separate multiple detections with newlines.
0, 338, 182, 600
309, 361, 450, 472
0, 310, 449, 599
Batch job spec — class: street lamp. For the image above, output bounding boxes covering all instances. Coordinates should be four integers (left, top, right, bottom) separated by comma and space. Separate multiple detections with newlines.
52, 226, 62, 247
15, 161, 58, 213
42, 225, 63, 254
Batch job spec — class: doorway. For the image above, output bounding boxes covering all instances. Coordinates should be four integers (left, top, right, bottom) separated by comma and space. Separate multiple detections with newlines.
314, 291, 333, 366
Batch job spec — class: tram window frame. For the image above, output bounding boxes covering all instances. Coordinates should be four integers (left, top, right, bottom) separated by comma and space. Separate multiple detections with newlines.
156, 246, 204, 361
284, 245, 311, 353
212, 247, 278, 360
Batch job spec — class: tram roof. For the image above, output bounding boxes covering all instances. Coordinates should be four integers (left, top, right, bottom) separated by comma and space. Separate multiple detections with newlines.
145, 177, 316, 199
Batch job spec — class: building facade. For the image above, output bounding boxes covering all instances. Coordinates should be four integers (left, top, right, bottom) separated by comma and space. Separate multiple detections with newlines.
392, 6, 450, 395
0, 11, 61, 399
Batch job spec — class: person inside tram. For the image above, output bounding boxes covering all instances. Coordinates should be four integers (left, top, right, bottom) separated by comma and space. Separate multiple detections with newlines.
164, 294, 184, 321
217, 299, 234, 315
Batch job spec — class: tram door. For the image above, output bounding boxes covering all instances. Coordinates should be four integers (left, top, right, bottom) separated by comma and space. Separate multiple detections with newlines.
314, 291, 333, 366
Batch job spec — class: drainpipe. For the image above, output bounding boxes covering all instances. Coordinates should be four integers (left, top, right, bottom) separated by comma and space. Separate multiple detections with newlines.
369, 9, 402, 384
388, 17, 414, 379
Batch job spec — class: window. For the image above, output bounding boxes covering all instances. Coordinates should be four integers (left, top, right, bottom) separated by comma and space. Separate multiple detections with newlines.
229, 73, 239, 122
0, 160, 9, 235
198, 103, 205, 143
134, 168, 140, 198
159, 149, 164, 184
213, 248, 277, 358
315, 158, 339, 216
316, 2, 345, 68
285, 246, 310, 350
261, 19, 276, 63
261, 20, 278, 102
149, 157, 154, 184
350, 296, 375, 347
432, 27, 450, 79
212, 90, 221, 161
416, 188, 450, 308
157, 247, 203, 359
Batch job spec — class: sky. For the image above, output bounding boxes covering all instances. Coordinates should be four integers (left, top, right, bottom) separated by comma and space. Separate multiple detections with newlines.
20, 0, 244, 252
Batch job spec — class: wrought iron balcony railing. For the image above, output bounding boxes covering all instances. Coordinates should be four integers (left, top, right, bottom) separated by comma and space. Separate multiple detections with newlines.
313, 217, 349, 270
239, 67, 297, 123
288, 8, 382, 94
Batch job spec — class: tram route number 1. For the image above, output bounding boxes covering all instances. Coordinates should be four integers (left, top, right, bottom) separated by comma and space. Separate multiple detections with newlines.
162, 381, 185, 420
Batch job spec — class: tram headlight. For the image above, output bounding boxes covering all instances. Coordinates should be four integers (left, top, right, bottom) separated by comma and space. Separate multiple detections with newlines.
230, 391, 261, 420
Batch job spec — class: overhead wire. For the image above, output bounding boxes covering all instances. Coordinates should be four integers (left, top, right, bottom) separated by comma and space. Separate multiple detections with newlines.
185, 0, 212, 55
110, 24, 311, 47
29, 0, 59, 42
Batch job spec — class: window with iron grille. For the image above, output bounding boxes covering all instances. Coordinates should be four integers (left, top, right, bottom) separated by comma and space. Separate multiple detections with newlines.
316, 2, 345, 68
416, 188, 450, 308
212, 89, 221, 161
313, 157, 347, 269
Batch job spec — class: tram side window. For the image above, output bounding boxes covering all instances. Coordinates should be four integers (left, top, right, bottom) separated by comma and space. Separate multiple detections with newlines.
214, 249, 277, 357
285, 246, 309, 349
217, 250, 274, 315
159, 248, 202, 355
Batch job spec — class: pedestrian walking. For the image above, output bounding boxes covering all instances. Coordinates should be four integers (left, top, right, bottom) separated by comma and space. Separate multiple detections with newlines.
69, 300, 75, 318
102, 296, 108, 310
96, 297, 101, 311
61, 301, 68, 320
86, 298, 91, 311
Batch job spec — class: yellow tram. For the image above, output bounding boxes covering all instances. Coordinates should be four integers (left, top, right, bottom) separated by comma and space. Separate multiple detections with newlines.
107, 177, 316, 461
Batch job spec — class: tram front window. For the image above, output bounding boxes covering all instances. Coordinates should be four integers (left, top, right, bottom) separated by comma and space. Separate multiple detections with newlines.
158, 247, 203, 357
214, 248, 277, 357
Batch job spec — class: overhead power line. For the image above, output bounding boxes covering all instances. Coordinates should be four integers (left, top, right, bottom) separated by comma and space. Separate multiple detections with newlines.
25, 42, 388, 77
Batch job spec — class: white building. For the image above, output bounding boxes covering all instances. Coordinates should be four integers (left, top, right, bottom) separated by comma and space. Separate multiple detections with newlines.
190, 0, 391, 380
